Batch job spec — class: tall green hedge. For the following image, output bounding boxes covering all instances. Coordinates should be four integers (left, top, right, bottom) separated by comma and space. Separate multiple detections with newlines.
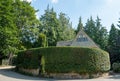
16, 50, 40, 69
16, 47, 110, 74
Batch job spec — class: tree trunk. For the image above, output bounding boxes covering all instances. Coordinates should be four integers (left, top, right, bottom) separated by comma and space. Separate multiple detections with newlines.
8, 53, 13, 65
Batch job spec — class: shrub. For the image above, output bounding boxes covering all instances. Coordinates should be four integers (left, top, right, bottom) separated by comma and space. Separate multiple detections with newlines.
16, 47, 110, 74
112, 62, 120, 73
34, 33, 47, 47
16, 50, 41, 69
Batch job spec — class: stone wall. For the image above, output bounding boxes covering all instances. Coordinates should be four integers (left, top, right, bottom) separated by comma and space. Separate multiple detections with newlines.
19, 68, 39, 76
44, 72, 109, 79
18, 68, 109, 79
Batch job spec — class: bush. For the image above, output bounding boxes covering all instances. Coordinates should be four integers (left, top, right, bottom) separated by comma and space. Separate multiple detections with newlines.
34, 33, 47, 47
16, 50, 41, 69
112, 62, 120, 73
16, 47, 110, 74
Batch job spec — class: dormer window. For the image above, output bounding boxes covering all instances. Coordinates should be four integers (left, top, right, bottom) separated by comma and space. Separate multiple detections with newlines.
77, 34, 88, 42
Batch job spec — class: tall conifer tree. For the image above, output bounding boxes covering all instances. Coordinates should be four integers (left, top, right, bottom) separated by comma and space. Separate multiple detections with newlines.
76, 17, 83, 34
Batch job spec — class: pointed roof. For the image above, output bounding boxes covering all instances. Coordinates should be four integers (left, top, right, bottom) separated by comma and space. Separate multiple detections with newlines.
70, 30, 98, 48
56, 30, 98, 48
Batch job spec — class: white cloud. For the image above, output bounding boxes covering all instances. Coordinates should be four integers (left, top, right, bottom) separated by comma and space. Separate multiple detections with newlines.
51, 0, 58, 4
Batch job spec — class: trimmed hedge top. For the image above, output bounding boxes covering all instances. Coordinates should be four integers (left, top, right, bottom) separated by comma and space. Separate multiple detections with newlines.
16, 47, 110, 74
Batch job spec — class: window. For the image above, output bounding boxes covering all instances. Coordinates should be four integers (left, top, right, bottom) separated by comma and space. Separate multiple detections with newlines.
77, 34, 88, 42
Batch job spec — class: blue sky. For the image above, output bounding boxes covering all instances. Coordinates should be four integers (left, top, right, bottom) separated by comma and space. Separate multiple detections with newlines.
26, 0, 120, 31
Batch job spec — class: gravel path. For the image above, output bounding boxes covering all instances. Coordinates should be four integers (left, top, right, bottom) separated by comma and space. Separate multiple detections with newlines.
0, 66, 120, 81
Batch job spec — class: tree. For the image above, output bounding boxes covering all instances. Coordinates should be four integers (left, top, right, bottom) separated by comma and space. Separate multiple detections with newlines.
108, 24, 118, 47
40, 6, 59, 46
95, 16, 108, 50
108, 24, 120, 64
117, 18, 120, 28
0, 0, 19, 64
33, 33, 47, 47
76, 17, 83, 34
84, 16, 108, 50
84, 16, 96, 40
0, 0, 39, 64
13, 0, 39, 49
98, 27, 108, 50
108, 17, 120, 64
58, 12, 75, 41
117, 18, 120, 46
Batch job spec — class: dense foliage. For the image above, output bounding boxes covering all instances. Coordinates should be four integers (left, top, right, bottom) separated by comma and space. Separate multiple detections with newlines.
112, 62, 120, 73
39, 7, 75, 46
107, 24, 120, 65
75, 17, 83, 34
13, 0, 39, 49
0, 0, 20, 64
16, 47, 110, 74
0, 0, 19, 55
16, 50, 40, 69
84, 16, 108, 50
33, 33, 48, 48
58, 13, 75, 41
0, 0, 120, 68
